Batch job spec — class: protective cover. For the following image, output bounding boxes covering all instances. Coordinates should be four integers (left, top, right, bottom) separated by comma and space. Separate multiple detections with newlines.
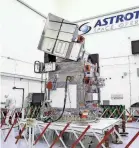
38, 13, 82, 61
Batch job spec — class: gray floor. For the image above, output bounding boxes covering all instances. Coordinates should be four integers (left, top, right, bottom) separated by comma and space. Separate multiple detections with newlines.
0, 122, 139, 148
110, 122, 139, 148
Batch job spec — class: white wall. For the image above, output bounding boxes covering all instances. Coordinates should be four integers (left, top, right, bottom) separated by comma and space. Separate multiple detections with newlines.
0, 76, 44, 107
54, 0, 139, 21
0, 0, 54, 103
0, 0, 60, 76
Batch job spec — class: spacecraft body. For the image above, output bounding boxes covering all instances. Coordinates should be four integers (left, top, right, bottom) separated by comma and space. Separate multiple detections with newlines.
25, 13, 105, 122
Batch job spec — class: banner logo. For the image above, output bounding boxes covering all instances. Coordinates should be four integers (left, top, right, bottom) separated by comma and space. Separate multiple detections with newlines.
78, 9, 139, 34
79, 22, 92, 34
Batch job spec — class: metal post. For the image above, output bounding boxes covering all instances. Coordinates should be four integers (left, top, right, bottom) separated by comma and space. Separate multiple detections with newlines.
29, 127, 31, 148
104, 130, 110, 148
96, 128, 114, 148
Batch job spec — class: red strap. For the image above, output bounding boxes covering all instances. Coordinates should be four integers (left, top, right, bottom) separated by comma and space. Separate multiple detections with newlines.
72, 125, 90, 148
96, 128, 114, 148
50, 122, 70, 148
103, 108, 109, 117
4, 118, 18, 142
116, 107, 121, 117
0, 110, 9, 128
126, 109, 134, 118
9, 110, 16, 125
108, 109, 114, 118
125, 132, 139, 148
33, 122, 51, 145
126, 109, 135, 121
15, 124, 26, 144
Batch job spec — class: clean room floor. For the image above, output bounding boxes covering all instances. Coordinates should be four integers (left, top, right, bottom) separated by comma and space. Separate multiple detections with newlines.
1, 122, 139, 148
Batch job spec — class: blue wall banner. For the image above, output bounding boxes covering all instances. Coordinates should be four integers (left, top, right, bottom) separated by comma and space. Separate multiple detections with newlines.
78, 8, 139, 35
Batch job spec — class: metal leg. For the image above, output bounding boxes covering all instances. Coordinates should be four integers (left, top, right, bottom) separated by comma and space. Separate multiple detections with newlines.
54, 130, 67, 148
50, 123, 70, 148
92, 131, 106, 148
96, 128, 114, 148
72, 125, 90, 148
29, 127, 31, 148
34, 123, 51, 146
4, 118, 17, 142
15, 124, 26, 144
17, 121, 28, 146
114, 128, 123, 143
37, 124, 50, 147
31, 127, 34, 148
72, 130, 85, 148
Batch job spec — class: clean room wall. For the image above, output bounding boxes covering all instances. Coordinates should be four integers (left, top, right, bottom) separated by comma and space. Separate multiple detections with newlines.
0, 76, 44, 107
0, 0, 45, 82
0, 0, 54, 103
0, 0, 59, 76
54, 0, 139, 21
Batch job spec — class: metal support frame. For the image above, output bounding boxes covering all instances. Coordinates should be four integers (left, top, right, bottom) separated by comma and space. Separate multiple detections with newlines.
50, 122, 71, 148
1, 111, 124, 148
100, 108, 109, 118
4, 118, 18, 142
109, 109, 117, 118
71, 125, 90, 148
15, 124, 26, 144
126, 109, 135, 122
4, 110, 22, 139
33, 122, 51, 145
37, 124, 50, 147
71, 129, 86, 148
17, 121, 28, 146
96, 128, 114, 148
132, 109, 139, 122
0, 110, 9, 128
1, 109, 28, 145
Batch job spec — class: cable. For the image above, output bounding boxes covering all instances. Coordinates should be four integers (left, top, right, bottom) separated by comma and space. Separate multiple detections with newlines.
67, 85, 72, 110
44, 76, 72, 123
